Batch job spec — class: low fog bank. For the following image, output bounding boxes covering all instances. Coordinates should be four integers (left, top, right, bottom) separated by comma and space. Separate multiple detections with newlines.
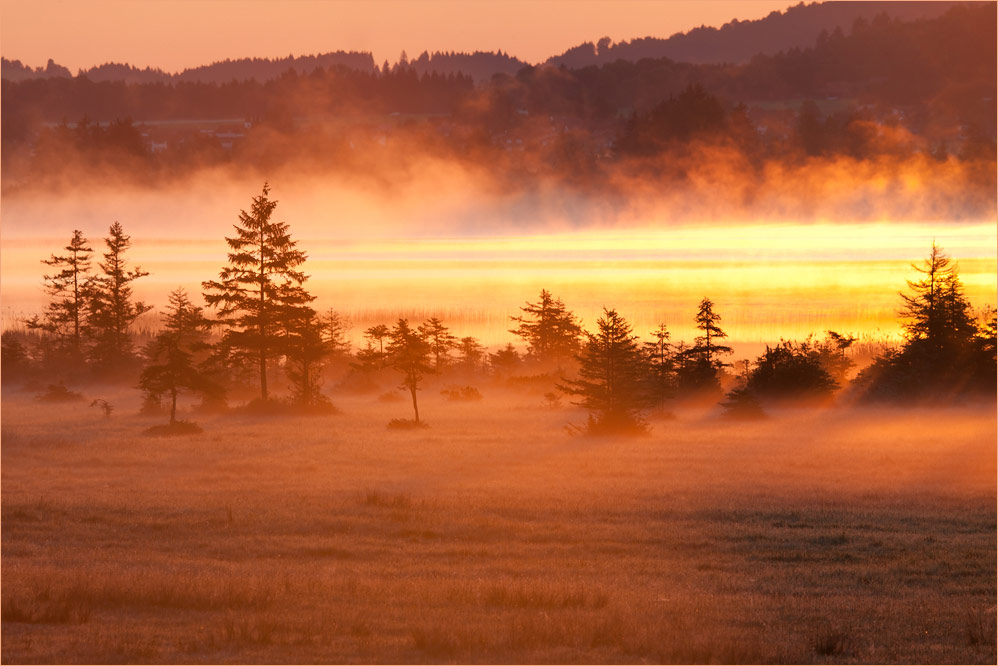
2, 144, 995, 243
2, 382, 994, 504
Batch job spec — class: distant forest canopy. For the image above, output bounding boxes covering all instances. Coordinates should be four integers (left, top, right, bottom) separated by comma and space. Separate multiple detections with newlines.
1, 3, 994, 218
545, 1, 965, 68
0, 50, 527, 86
0, 1, 967, 84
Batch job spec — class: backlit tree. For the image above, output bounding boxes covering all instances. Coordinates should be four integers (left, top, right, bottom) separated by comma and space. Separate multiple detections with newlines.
386, 318, 434, 424
139, 288, 218, 424
418, 317, 457, 370
509, 289, 582, 367
26, 230, 92, 365
86, 222, 151, 372
202, 183, 314, 401
559, 308, 651, 434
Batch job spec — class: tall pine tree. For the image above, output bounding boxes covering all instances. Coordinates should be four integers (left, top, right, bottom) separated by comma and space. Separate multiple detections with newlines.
387, 318, 434, 424
509, 289, 582, 367
139, 288, 218, 424
559, 308, 651, 434
202, 183, 315, 402
27, 230, 92, 366
86, 222, 151, 372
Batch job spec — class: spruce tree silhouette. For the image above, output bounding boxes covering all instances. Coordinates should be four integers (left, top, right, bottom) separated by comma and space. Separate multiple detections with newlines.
26, 230, 92, 366
856, 243, 996, 401
284, 310, 330, 409
139, 288, 218, 425
559, 308, 651, 434
677, 298, 732, 396
202, 183, 314, 402
85, 222, 151, 373
418, 317, 458, 370
387, 319, 434, 425
509, 289, 582, 368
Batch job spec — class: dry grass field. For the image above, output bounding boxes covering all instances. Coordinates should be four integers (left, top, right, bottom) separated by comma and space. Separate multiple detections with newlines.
1, 386, 995, 664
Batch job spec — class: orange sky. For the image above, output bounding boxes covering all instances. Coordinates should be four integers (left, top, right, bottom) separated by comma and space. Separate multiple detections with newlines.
1, 0, 793, 73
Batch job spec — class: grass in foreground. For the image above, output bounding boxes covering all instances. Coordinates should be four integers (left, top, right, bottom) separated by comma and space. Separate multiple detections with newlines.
1, 388, 995, 663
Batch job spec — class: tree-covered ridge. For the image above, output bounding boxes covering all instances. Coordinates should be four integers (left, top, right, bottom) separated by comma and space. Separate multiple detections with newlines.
545, 1, 964, 67
2, 3, 993, 216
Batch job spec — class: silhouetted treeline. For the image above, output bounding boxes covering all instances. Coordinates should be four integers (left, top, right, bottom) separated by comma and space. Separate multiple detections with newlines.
3, 190, 994, 433
1, 51, 377, 84
546, 1, 963, 67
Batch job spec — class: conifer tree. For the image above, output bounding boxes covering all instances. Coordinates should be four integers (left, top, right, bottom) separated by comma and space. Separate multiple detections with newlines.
139, 289, 218, 424
455, 336, 486, 373
857, 243, 995, 401
27, 230, 92, 364
899, 242, 977, 350
559, 308, 651, 434
509, 289, 582, 367
676, 298, 732, 396
364, 324, 390, 357
86, 222, 151, 371
644, 322, 675, 403
418, 317, 457, 370
488, 343, 521, 377
202, 183, 314, 402
320, 310, 351, 360
284, 310, 329, 409
693, 297, 733, 369
386, 318, 433, 424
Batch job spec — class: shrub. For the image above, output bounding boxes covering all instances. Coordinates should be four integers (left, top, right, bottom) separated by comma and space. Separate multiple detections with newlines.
719, 387, 767, 420
387, 418, 429, 430
143, 421, 203, 437
35, 383, 84, 403
440, 386, 482, 402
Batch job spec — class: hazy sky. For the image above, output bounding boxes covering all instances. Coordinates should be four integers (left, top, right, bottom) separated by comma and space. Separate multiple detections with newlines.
1, 0, 794, 73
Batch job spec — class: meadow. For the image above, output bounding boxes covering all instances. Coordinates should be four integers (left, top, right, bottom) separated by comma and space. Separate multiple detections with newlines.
1, 385, 995, 664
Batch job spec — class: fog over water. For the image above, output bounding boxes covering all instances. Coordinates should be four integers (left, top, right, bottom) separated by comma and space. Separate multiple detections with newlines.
2, 178, 995, 350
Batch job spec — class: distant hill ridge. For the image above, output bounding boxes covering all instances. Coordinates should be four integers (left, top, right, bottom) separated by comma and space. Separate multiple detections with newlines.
546, 1, 965, 67
1, 1, 968, 83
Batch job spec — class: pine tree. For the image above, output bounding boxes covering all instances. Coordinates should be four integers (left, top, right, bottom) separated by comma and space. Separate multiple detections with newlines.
202, 183, 314, 402
418, 317, 457, 370
455, 336, 486, 374
26, 230, 92, 365
284, 310, 329, 409
509, 289, 582, 367
900, 242, 976, 350
857, 243, 995, 401
386, 318, 433, 424
693, 297, 733, 369
643, 322, 675, 404
488, 343, 521, 377
86, 222, 151, 372
559, 308, 651, 434
364, 324, 390, 357
138, 289, 217, 424
320, 310, 351, 360
676, 298, 732, 397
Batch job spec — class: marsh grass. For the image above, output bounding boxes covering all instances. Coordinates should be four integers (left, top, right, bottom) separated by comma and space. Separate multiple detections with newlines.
1, 389, 995, 663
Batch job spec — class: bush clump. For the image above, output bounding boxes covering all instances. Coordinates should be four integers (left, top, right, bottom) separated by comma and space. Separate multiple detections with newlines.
387, 418, 429, 430
143, 421, 203, 437
35, 383, 84, 403
440, 386, 482, 402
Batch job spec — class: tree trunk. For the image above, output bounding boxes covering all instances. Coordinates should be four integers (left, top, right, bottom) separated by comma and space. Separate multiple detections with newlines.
260, 349, 268, 401
170, 387, 177, 424
410, 385, 420, 424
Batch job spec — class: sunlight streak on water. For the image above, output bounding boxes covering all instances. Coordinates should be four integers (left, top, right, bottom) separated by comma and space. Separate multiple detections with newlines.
2, 222, 995, 348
